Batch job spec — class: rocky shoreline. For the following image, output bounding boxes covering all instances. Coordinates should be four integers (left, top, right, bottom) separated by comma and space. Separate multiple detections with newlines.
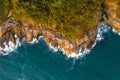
1, 15, 120, 57
0, 18, 120, 57
0, 17, 98, 57
1, 0, 120, 57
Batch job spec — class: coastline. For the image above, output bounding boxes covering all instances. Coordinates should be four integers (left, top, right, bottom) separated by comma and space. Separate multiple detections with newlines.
1, 1, 120, 57
0, 17, 95, 57
0, 17, 118, 58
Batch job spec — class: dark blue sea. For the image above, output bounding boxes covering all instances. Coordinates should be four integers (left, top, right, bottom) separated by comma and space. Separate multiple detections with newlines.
0, 29, 120, 80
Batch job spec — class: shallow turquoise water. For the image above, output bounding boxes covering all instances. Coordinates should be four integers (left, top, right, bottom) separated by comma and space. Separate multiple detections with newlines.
0, 30, 120, 80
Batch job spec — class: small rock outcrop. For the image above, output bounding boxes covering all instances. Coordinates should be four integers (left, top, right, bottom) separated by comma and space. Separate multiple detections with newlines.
0, 17, 97, 56
104, 0, 120, 33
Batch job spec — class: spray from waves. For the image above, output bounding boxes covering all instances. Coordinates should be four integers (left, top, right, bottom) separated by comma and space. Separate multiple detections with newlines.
0, 34, 21, 55
48, 24, 111, 59
112, 27, 120, 36
0, 23, 117, 58
0, 35, 43, 55
67, 23, 115, 58
65, 24, 111, 59
91, 24, 110, 48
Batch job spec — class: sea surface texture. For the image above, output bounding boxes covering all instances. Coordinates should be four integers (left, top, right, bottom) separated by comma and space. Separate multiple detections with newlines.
0, 28, 120, 80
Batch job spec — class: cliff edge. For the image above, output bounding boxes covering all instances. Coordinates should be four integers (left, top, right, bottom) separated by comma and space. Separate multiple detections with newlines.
104, 0, 120, 33
0, 0, 120, 57
0, 17, 97, 56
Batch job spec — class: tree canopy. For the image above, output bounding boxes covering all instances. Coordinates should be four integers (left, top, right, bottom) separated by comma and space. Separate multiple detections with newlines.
0, 0, 104, 39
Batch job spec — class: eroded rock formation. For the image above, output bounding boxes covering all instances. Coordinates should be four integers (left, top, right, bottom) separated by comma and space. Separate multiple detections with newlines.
1, 0, 120, 57
104, 0, 120, 33
0, 17, 97, 56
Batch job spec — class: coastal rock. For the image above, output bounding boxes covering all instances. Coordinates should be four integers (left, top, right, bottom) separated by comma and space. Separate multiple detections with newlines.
105, 0, 120, 33
111, 21, 120, 32
0, 17, 97, 56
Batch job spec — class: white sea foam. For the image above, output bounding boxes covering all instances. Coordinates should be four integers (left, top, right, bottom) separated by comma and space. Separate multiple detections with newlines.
0, 42, 16, 55
14, 34, 18, 39
66, 48, 90, 59
0, 24, 110, 58
29, 38, 38, 44
96, 25, 105, 41
48, 44, 79, 58
79, 48, 90, 57
118, 33, 120, 35
89, 25, 105, 51
92, 24, 111, 47
8, 41, 15, 51
49, 43, 59, 52
67, 24, 111, 58
38, 36, 43, 39
65, 25, 107, 58
47, 25, 106, 58
68, 52, 78, 58
28, 36, 44, 44
48, 42, 91, 59
112, 28, 117, 33
0, 34, 21, 55
0, 35, 44, 55
16, 38, 21, 47
112, 28, 120, 35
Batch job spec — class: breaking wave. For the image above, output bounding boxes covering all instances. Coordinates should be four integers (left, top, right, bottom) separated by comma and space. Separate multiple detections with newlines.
0, 23, 118, 58
0, 35, 43, 55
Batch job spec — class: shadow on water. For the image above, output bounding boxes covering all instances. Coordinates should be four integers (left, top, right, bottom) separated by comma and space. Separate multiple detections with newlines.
0, 30, 120, 80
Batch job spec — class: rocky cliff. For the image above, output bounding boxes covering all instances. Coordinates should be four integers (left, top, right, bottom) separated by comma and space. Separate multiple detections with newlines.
1, 0, 120, 57
104, 0, 120, 33
0, 17, 97, 56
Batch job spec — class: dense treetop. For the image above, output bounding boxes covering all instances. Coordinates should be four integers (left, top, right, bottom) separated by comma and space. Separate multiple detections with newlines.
0, 0, 104, 39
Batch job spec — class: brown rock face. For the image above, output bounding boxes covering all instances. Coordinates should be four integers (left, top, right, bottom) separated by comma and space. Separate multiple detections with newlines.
111, 21, 120, 32
0, 17, 97, 56
105, 0, 120, 33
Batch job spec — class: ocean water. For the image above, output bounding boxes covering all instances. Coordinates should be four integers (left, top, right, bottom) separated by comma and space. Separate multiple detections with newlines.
0, 29, 120, 80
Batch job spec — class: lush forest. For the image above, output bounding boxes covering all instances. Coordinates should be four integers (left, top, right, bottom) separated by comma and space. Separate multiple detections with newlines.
0, 0, 11, 24
0, 0, 104, 39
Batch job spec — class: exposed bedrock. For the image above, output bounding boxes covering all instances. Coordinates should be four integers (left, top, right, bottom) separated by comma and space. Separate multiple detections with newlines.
0, 17, 97, 55
104, 0, 120, 33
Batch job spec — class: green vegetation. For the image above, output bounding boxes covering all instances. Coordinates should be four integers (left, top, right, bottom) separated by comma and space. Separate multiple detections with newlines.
0, 0, 104, 39
116, 0, 120, 18
0, 0, 11, 24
